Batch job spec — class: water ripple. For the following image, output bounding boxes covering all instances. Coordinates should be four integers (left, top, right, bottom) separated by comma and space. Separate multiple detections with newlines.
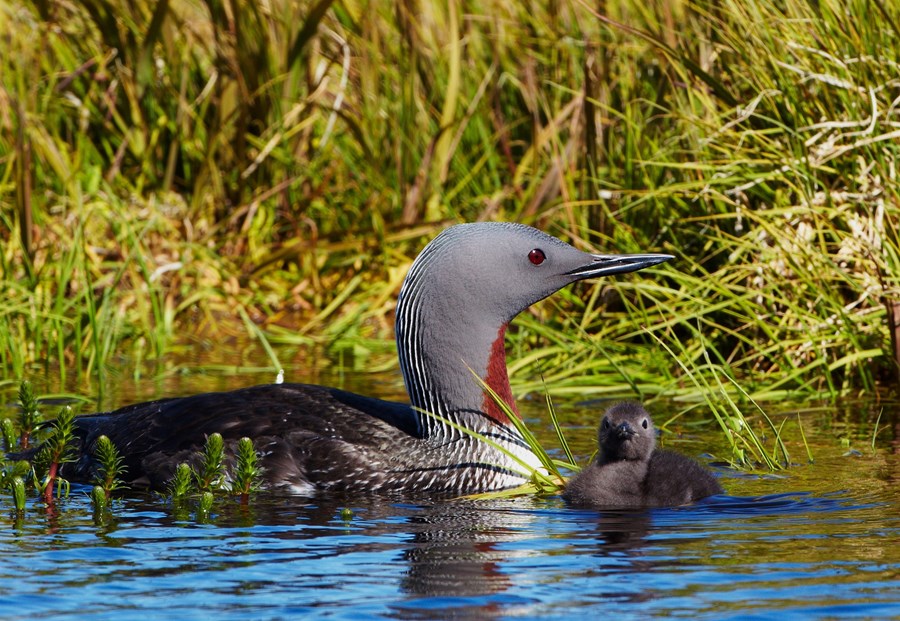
1, 468, 899, 620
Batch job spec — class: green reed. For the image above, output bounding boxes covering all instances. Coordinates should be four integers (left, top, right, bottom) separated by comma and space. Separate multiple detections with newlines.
645, 326, 791, 470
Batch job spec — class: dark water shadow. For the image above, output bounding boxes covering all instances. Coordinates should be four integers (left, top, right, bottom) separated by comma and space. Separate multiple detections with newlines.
693, 490, 880, 513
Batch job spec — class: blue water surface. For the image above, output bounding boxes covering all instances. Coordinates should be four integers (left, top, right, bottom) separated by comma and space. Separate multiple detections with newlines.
1, 479, 898, 620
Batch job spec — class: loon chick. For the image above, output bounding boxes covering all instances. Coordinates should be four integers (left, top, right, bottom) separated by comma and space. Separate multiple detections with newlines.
13, 223, 672, 497
563, 402, 722, 508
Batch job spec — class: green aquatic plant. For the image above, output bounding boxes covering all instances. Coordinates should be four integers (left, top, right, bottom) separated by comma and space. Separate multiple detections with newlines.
197, 491, 215, 522
11, 476, 26, 514
194, 433, 226, 493
90, 485, 108, 514
166, 435, 262, 514
34, 406, 78, 502
1, 459, 31, 486
2, 458, 31, 514
16, 381, 41, 450
1, 418, 15, 451
232, 437, 262, 506
92, 435, 127, 501
168, 463, 193, 500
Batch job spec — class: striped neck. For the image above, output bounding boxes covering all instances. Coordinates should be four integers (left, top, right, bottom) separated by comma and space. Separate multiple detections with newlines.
395, 243, 522, 440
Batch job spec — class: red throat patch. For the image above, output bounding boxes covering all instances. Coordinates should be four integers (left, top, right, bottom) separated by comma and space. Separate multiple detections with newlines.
482, 324, 519, 425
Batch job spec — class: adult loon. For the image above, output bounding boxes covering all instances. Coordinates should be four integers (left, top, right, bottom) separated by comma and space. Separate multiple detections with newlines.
26, 223, 672, 497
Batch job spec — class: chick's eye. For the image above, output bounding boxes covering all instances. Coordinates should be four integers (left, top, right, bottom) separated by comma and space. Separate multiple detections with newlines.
642, 419, 649, 429
601, 419, 610, 429
528, 248, 546, 265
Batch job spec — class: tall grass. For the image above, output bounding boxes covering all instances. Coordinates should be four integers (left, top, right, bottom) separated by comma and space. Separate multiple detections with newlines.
1, 0, 899, 402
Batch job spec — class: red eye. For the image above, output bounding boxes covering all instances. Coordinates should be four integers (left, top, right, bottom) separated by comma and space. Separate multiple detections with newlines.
528, 249, 546, 265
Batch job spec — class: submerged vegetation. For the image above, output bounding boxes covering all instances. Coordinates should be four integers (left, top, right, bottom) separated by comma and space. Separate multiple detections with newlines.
1, 0, 900, 424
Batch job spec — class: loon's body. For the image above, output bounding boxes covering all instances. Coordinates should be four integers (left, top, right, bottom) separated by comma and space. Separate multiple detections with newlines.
66, 384, 532, 496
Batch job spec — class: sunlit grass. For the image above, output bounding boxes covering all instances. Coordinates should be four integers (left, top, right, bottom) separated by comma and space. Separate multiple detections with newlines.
645, 326, 791, 470
2, 0, 900, 419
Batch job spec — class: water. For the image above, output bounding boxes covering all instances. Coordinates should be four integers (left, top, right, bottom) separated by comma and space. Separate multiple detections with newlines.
1, 485, 897, 619
2, 360, 900, 620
